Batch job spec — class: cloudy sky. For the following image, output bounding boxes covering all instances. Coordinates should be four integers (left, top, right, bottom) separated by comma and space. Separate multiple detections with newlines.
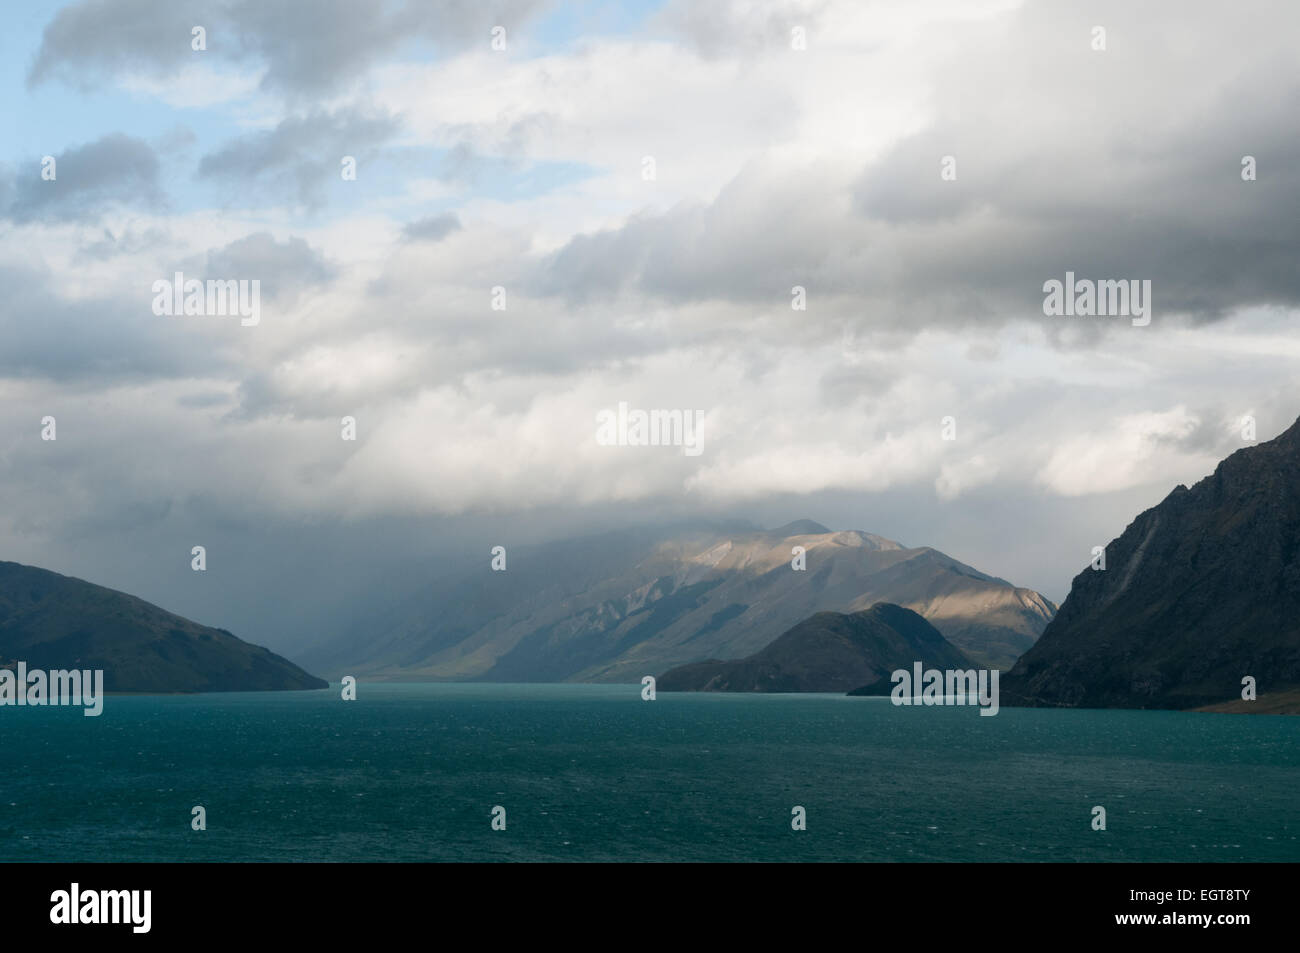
2, 0, 1297, 658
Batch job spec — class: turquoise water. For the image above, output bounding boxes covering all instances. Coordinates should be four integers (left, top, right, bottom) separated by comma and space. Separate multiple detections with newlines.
2, 683, 1296, 862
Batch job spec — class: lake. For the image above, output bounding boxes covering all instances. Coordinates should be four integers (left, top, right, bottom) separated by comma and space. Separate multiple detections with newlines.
2, 683, 1296, 861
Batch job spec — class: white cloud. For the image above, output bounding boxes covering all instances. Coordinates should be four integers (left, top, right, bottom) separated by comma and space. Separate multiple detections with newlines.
1035, 407, 1220, 497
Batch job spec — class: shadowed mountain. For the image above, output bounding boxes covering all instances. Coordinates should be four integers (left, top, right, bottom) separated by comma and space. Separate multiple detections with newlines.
1002, 415, 1300, 711
658, 603, 973, 693
0, 561, 327, 693
305, 521, 1054, 682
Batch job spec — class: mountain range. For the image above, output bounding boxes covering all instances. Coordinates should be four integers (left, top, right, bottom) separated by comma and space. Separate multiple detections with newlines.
307, 520, 1055, 681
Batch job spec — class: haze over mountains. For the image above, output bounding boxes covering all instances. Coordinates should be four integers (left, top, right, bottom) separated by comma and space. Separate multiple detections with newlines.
10, 391, 1300, 714
1003, 415, 1300, 711
0, 561, 326, 693
308, 520, 1055, 682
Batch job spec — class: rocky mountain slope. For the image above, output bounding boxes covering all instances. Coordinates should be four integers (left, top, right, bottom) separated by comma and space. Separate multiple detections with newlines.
1001, 415, 1300, 710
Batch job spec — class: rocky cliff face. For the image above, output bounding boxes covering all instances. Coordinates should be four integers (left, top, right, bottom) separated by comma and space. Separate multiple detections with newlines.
1002, 416, 1300, 710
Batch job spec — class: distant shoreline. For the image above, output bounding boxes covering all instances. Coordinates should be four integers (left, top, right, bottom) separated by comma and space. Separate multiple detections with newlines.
1192, 690, 1300, 715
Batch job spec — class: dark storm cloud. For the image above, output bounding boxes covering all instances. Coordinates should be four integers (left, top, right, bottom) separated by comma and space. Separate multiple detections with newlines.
0, 263, 227, 383
225, 0, 550, 95
850, 80, 1300, 324
203, 232, 336, 303
544, 0, 1300, 329
541, 168, 842, 307
0, 233, 334, 384
27, 0, 205, 90
76, 226, 174, 262
401, 213, 462, 242
654, 0, 834, 59
29, 0, 553, 96
197, 109, 400, 207
817, 361, 899, 405
3, 134, 164, 223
